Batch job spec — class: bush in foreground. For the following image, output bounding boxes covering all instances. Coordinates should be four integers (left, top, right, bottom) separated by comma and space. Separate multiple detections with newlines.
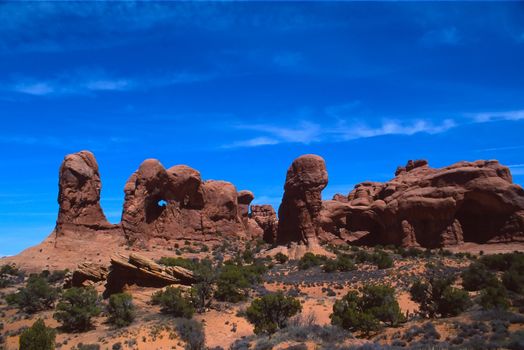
246, 292, 302, 335
174, 318, 206, 350
6, 275, 58, 313
107, 293, 135, 328
19, 319, 56, 350
410, 276, 470, 318
53, 287, 101, 332
331, 284, 405, 336
152, 286, 194, 318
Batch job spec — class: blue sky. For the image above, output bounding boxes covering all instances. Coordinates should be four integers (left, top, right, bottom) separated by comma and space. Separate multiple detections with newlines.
1, 2, 524, 256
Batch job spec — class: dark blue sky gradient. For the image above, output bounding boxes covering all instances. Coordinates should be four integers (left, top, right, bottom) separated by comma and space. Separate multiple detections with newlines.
1, 2, 524, 255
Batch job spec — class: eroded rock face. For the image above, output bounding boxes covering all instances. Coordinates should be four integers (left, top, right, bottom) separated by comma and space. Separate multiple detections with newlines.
327, 159, 524, 248
276, 154, 328, 252
56, 151, 114, 236
121, 159, 247, 246
250, 205, 278, 243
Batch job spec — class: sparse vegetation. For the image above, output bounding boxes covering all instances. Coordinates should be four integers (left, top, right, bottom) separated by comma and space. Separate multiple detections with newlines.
53, 287, 101, 332
410, 276, 470, 318
245, 292, 302, 335
298, 253, 326, 270
6, 275, 58, 313
174, 318, 206, 350
461, 262, 498, 291
19, 319, 56, 350
107, 293, 135, 327
274, 252, 289, 264
331, 284, 405, 336
151, 286, 194, 318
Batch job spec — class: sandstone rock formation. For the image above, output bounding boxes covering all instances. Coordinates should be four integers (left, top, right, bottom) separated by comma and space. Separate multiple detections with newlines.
56, 151, 115, 236
237, 190, 255, 227
325, 159, 524, 248
105, 253, 196, 296
121, 159, 249, 246
275, 154, 330, 257
71, 262, 109, 287
250, 205, 278, 244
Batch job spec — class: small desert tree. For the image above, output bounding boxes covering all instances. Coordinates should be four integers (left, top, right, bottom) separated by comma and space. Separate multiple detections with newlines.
331, 284, 405, 336
107, 293, 135, 327
245, 292, 302, 335
151, 286, 194, 318
410, 276, 470, 318
53, 287, 101, 332
479, 282, 510, 311
6, 275, 58, 313
461, 263, 498, 291
19, 319, 56, 350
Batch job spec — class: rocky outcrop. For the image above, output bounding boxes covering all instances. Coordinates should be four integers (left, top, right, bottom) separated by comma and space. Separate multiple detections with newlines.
326, 159, 524, 248
105, 253, 196, 295
238, 190, 255, 227
250, 205, 278, 244
71, 262, 109, 287
121, 159, 248, 246
56, 151, 115, 236
276, 155, 330, 257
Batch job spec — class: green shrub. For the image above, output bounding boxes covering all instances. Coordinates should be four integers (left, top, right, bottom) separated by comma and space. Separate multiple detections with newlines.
298, 253, 325, 270
214, 264, 251, 302
174, 318, 205, 350
214, 262, 267, 302
503, 268, 524, 294
274, 252, 289, 264
246, 292, 302, 335
6, 275, 58, 313
322, 259, 338, 273
151, 287, 194, 318
190, 282, 213, 313
47, 270, 69, 284
242, 249, 255, 264
107, 293, 135, 327
479, 283, 510, 311
53, 287, 101, 332
0, 264, 20, 276
331, 284, 404, 336
461, 263, 498, 291
19, 319, 56, 350
409, 277, 470, 318
322, 254, 356, 273
479, 252, 524, 271
373, 251, 394, 269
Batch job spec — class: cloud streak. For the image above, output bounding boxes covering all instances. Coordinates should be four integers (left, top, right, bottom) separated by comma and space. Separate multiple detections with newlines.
225, 118, 456, 148
4, 69, 214, 97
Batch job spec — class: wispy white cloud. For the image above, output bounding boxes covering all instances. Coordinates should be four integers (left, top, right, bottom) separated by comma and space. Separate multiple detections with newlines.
470, 110, 524, 123
225, 118, 456, 148
4, 69, 214, 97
